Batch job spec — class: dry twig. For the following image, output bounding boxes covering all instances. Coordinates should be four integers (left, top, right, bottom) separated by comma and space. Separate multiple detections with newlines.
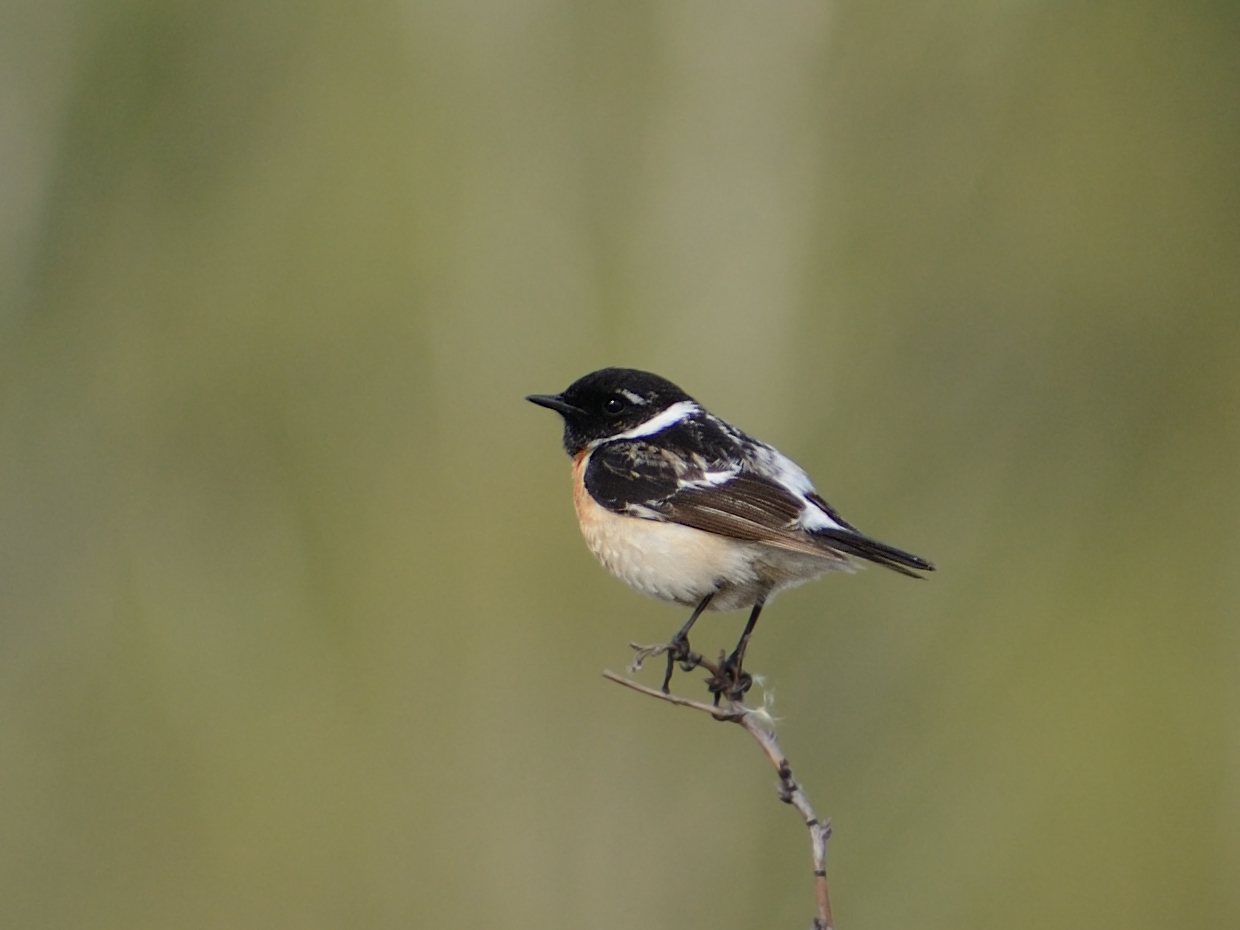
603, 650, 835, 930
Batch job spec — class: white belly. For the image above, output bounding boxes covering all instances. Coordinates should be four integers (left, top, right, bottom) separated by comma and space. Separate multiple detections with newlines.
582, 501, 764, 606
571, 452, 847, 610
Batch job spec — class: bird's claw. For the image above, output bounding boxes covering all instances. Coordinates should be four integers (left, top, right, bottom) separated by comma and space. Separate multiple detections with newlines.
705, 650, 753, 705
661, 634, 701, 692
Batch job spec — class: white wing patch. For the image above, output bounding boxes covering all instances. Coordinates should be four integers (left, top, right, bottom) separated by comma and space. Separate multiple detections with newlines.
745, 443, 846, 531
798, 502, 845, 532
677, 465, 741, 489
756, 446, 815, 495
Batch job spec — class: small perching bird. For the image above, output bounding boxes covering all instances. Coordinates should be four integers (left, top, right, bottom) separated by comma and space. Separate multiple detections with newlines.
528, 368, 933, 698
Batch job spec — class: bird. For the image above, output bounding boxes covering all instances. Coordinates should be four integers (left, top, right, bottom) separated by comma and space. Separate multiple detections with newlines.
527, 367, 933, 699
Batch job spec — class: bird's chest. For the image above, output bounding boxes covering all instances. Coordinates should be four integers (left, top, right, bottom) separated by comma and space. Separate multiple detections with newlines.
571, 451, 758, 606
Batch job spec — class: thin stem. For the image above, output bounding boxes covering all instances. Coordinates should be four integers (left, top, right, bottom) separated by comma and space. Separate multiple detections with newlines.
602, 669, 835, 930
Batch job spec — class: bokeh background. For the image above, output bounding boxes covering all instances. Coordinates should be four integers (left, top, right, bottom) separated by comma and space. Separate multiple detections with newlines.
2, 2, 1238, 928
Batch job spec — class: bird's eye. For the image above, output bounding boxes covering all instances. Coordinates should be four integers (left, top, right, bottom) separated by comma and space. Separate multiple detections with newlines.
603, 396, 626, 415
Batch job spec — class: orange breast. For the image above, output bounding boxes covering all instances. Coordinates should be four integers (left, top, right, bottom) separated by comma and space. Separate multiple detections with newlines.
571, 449, 595, 527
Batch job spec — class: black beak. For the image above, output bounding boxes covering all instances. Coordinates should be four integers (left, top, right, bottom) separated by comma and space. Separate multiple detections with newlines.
526, 393, 583, 417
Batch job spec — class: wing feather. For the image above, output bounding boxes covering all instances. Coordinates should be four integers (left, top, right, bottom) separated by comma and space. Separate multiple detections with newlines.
664, 477, 852, 563
584, 438, 932, 576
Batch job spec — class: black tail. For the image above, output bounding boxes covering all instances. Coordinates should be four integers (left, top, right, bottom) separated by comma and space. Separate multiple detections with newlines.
813, 528, 934, 579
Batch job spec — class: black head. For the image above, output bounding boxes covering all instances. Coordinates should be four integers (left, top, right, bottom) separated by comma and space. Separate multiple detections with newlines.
527, 368, 696, 455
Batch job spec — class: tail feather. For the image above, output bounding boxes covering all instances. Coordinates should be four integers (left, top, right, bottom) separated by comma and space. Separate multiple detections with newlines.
813, 528, 934, 578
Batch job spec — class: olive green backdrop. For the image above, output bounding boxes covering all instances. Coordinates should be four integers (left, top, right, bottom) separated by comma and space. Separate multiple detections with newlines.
1, 2, 1237, 928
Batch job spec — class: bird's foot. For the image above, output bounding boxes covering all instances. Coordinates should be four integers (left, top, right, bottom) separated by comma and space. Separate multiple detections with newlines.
661, 633, 701, 693
627, 637, 702, 691
706, 650, 753, 705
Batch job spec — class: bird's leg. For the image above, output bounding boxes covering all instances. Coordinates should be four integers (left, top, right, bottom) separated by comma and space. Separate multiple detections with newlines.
711, 599, 764, 702
662, 593, 714, 693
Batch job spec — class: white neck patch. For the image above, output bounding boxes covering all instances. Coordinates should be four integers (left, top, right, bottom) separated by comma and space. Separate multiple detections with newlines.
591, 400, 700, 446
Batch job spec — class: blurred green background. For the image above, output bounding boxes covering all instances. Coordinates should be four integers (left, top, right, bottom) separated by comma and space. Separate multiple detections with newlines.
2, 1, 1237, 928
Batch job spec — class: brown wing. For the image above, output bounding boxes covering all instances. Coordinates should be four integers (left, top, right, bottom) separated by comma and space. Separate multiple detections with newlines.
662, 473, 852, 564
583, 440, 932, 575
